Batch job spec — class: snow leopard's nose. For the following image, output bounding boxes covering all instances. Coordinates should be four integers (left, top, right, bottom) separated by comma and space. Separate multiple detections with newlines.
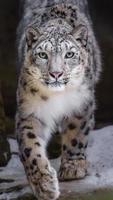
49, 71, 63, 80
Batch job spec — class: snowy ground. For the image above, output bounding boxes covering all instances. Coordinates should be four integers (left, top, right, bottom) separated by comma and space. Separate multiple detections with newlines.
0, 126, 113, 199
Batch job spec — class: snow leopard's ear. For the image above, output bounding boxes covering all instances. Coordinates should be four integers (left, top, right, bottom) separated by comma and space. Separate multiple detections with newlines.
26, 26, 41, 48
72, 25, 88, 47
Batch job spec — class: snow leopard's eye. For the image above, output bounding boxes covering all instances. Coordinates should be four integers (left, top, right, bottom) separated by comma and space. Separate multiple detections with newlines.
65, 52, 75, 59
38, 52, 48, 59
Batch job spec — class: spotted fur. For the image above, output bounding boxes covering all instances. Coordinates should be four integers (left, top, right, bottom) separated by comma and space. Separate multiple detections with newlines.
16, 0, 101, 199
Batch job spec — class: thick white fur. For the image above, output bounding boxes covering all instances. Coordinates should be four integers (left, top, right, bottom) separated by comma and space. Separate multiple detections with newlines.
38, 86, 91, 128
20, 83, 91, 139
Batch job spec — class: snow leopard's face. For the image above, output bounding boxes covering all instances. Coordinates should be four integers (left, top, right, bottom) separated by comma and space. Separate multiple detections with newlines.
26, 25, 88, 91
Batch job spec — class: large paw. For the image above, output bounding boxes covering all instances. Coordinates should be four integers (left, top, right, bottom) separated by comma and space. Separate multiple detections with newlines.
58, 159, 88, 181
29, 163, 60, 200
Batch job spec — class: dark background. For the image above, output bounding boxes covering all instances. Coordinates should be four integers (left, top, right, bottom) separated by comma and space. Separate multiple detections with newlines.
0, 0, 113, 136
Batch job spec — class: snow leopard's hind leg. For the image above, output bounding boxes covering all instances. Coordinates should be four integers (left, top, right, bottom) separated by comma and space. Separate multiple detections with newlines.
58, 102, 95, 181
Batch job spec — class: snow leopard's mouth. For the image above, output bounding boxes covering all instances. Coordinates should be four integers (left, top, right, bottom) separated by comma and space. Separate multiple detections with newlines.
45, 80, 68, 87
45, 79, 69, 86
44, 80, 68, 91
46, 82, 66, 91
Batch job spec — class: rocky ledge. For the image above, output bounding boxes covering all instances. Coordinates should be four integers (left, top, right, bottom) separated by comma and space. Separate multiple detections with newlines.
0, 126, 113, 200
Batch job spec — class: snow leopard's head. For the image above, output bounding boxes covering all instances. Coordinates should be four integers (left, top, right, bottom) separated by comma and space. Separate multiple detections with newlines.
25, 21, 88, 91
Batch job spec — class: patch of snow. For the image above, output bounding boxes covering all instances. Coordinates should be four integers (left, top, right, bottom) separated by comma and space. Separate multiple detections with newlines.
8, 138, 19, 153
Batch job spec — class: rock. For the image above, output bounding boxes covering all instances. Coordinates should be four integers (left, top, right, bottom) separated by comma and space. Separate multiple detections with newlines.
0, 133, 11, 167
0, 83, 6, 133
1, 126, 113, 199
0, 84, 11, 166
16, 194, 37, 200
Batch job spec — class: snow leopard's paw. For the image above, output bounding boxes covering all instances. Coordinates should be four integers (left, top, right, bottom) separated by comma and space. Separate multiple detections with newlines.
58, 159, 88, 181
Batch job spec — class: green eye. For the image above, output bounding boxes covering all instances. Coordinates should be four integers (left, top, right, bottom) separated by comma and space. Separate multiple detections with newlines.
65, 52, 75, 59
38, 52, 48, 59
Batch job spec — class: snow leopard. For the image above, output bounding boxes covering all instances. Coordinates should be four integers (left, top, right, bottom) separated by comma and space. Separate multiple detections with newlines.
16, 0, 101, 199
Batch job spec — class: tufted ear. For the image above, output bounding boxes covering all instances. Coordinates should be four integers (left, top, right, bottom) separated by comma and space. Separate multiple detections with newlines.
26, 26, 41, 48
72, 25, 88, 47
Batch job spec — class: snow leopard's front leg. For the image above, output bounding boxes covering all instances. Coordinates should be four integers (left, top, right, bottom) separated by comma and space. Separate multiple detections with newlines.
58, 102, 95, 181
16, 114, 60, 200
